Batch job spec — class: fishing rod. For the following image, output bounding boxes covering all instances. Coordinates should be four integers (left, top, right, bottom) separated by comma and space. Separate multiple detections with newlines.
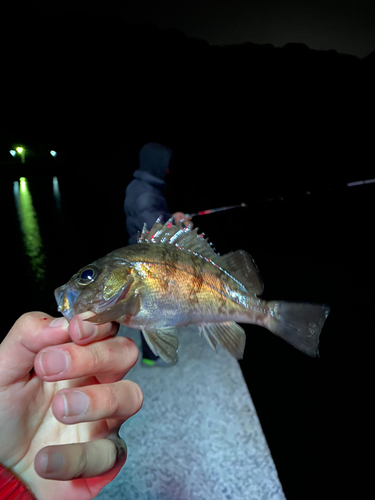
186, 202, 247, 218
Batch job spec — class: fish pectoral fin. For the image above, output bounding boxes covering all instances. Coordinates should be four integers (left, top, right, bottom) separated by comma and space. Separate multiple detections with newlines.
216, 250, 264, 295
142, 327, 179, 365
199, 322, 246, 359
85, 295, 141, 324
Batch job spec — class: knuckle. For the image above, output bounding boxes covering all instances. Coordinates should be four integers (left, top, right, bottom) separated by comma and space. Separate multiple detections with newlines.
89, 342, 106, 371
103, 384, 119, 414
13, 311, 41, 331
8, 312, 51, 343
101, 440, 117, 470
75, 447, 89, 478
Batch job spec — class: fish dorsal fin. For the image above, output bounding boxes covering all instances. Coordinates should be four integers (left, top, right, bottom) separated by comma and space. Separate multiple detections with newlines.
137, 218, 261, 295
137, 217, 219, 261
216, 250, 264, 295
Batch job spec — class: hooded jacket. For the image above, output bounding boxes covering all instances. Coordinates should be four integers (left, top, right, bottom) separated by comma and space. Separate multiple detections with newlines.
124, 143, 173, 244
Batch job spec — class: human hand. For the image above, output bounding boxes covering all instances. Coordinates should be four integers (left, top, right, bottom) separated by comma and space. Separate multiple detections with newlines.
0, 312, 143, 500
172, 212, 193, 228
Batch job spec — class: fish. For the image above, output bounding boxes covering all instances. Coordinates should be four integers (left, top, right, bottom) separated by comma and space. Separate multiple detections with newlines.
55, 217, 330, 364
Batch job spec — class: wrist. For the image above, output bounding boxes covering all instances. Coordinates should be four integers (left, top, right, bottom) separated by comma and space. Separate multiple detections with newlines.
0, 464, 36, 500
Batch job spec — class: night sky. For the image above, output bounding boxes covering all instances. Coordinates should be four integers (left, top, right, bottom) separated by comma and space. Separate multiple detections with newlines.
10, 0, 375, 58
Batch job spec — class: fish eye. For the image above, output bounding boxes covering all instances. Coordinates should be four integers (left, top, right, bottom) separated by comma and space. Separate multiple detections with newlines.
76, 267, 97, 286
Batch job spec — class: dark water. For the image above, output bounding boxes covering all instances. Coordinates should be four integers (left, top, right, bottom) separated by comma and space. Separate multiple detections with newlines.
4, 169, 373, 498
5, 171, 131, 333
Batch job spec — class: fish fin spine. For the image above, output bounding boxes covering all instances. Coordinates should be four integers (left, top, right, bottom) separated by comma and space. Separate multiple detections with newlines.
138, 217, 220, 261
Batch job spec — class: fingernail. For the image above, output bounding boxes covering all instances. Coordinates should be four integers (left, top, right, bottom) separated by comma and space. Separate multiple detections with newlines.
49, 317, 69, 329
74, 313, 98, 340
39, 350, 69, 376
109, 435, 127, 464
116, 441, 127, 463
59, 391, 89, 417
40, 451, 65, 473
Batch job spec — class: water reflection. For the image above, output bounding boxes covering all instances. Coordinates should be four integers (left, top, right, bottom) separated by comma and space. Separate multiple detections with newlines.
53, 176, 62, 212
13, 177, 46, 284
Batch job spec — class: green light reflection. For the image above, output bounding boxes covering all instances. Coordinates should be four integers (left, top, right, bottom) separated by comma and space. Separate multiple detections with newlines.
14, 177, 46, 284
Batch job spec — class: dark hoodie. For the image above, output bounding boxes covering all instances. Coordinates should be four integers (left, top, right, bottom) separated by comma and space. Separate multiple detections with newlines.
124, 143, 173, 244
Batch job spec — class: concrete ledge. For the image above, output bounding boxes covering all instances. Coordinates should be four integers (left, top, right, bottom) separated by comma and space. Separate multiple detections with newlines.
96, 325, 286, 500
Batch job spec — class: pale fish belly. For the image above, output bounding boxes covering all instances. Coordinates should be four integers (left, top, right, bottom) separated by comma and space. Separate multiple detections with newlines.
123, 285, 196, 329
135, 284, 269, 330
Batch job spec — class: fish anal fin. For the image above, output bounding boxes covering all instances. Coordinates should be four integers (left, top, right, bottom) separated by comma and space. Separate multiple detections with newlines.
199, 322, 246, 359
85, 294, 141, 324
142, 327, 179, 365
217, 250, 264, 295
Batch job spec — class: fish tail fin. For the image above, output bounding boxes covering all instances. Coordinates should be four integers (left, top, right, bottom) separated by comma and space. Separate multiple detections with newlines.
265, 301, 330, 356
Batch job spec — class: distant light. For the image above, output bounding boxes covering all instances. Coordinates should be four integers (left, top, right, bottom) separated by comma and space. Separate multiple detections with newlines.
9, 150, 16, 157
16, 147, 24, 154
50, 150, 57, 157
347, 178, 375, 187
20, 177, 27, 192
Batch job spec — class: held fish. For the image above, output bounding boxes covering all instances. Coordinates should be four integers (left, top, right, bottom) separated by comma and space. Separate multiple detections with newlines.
55, 218, 330, 364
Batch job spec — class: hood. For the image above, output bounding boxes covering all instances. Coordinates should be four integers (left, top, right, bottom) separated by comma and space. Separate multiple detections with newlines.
138, 142, 172, 181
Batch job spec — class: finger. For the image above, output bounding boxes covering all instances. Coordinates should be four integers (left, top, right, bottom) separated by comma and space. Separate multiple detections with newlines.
34, 336, 139, 384
68, 312, 119, 345
0, 312, 70, 386
52, 380, 143, 424
34, 435, 127, 480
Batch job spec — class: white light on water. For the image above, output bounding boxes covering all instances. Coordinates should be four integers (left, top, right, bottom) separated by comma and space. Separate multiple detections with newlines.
20, 177, 27, 192
10, 150, 16, 157
13, 180, 19, 198
13, 177, 46, 284
50, 150, 57, 157
53, 176, 59, 193
53, 176, 61, 211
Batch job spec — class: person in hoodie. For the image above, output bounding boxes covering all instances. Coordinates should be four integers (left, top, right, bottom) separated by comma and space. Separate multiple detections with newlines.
124, 142, 191, 245
124, 142, 192, 365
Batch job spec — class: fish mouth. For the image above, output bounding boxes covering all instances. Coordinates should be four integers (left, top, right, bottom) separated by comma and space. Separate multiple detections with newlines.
54, 286, 78, 322
54, 279, 133, 322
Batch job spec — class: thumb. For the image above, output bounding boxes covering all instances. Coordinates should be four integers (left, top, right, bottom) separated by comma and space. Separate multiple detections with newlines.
0, 312, 70, 386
